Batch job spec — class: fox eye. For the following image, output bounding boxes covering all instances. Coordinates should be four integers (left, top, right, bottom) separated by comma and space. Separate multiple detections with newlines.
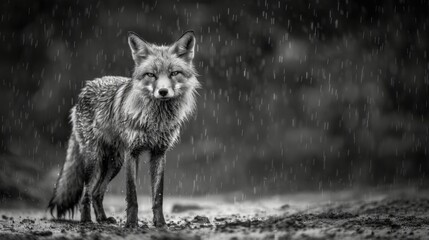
145, 73, 156, 78
170, 71, 181, 77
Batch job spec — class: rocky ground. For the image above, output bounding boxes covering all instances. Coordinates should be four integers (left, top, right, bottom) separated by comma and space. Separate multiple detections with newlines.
0, 189, 428, 239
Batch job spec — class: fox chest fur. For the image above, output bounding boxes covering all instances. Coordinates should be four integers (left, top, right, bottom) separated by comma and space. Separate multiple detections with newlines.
72, 76, 194, 154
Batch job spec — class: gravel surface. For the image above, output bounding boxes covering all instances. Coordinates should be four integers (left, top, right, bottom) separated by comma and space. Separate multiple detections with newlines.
0, 190, 428, 239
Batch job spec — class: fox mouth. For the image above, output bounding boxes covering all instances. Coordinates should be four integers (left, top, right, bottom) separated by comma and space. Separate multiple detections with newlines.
155, 96, 174, 101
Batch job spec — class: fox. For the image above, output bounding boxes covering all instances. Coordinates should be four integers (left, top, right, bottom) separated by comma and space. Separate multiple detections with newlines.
48, 30, 200, 228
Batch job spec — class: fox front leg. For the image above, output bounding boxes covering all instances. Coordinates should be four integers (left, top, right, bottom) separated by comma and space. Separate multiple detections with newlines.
150, 150, 167, 227
124, 151, 139, 228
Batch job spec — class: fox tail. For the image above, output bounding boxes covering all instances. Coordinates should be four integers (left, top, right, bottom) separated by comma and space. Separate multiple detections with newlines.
48, 132, 85, 218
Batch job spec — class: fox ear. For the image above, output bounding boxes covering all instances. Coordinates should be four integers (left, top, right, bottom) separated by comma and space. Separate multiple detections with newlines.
170, 31, 195, 63
128, 31, 151, 64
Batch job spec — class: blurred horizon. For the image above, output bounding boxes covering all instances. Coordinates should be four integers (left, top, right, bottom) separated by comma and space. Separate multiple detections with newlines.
1, 0, 429, 207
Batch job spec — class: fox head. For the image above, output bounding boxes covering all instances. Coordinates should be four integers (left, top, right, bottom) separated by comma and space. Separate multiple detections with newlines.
127, 31, 200, 100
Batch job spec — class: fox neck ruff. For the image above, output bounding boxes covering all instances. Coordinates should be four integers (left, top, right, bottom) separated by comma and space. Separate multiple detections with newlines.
119, 81, 197, 134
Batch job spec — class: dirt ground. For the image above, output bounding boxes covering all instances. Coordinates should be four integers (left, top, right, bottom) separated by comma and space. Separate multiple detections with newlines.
0, 189, 428, 240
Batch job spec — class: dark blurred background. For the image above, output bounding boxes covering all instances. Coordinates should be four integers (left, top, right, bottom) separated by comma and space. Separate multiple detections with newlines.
1, 0, 428, 207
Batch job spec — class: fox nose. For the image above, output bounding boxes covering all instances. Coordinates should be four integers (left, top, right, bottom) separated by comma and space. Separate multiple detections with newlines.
158, 88, 168, 97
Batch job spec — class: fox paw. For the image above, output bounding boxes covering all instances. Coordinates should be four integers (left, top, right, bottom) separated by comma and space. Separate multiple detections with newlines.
155, 224, 168, 230
153, 219, 167, 228
98, 217, 117, 224
125, 221, 138, 228
80, 219, 92, 224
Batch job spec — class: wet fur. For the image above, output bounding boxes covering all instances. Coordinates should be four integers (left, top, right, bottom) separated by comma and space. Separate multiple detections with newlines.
48, 31, 199, 226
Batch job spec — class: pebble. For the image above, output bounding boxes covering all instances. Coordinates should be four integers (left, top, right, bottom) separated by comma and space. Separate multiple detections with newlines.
192, 216, 210, 224
32, 230, 53, 236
